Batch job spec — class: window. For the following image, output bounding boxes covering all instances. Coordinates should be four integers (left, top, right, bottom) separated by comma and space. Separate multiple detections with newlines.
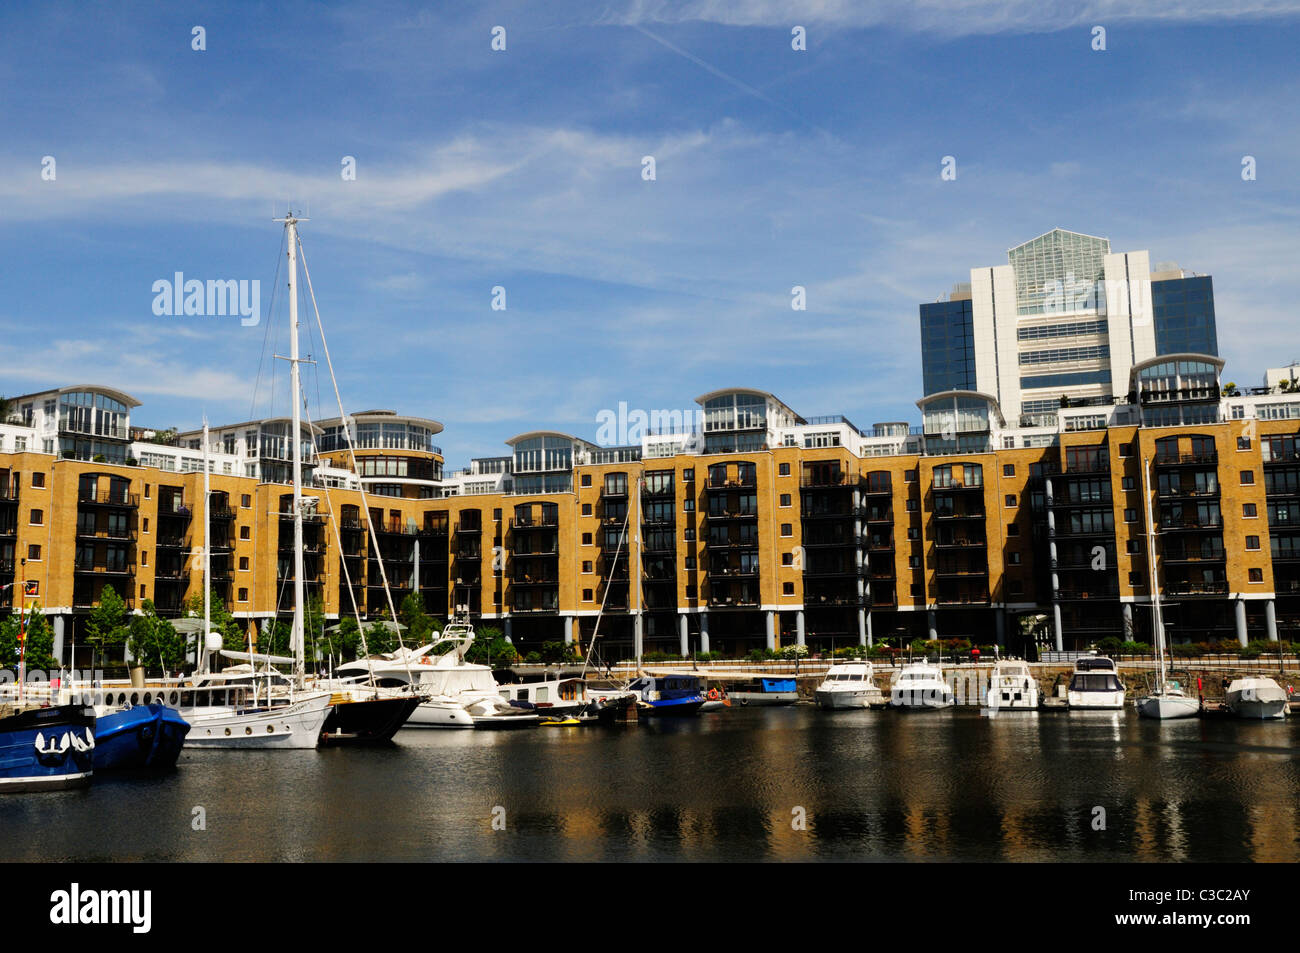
1128, 571, 1143, 586
1007, 524, 1019, 537
1121, 476, 1135, 490
778, 463, 790, 476
909, 556, 921, 568
684, 555, 696, 570
493, 508, 502, 521
28, 544, 40, 560
685, 584, 697, 599
780, 523, 793, 537
1241, 470, 1255, 486
240, 526, 250, 540
582, 503, 592, 516
910, 583, 922, 598
905, 499, 918, 512
239, 556, 249, 571
1124, 509, 1137, 522
1008, 580, 1023, 597
683, 499, 694, 512
907, 527, 919, 540
780, 493, 791, 507
1003, 464, 1015, 476
31, 472, 44, 488
241, 494, 251, 508
684, 528, 695, 541
905, 469, 917, 482
1005, 494, 1017, 507
782, 582, 794, 595
583, 588, 593, 601
1246, 535, 1260, 551
682, 469, 694, 482
1008, 551, 1021, 565
582, 533, 592, 545
1127, 539, 1141, 554
141, 551, 148, 566
30, 509, 42, 525
582, 560, 593, 573
782, 552, 793, 566
1249, 568, 1263, 583
580, 474, 592, 487
1237, 436, 1252, 451
1118, 442, 1133, 458
238, 588, 248, 601
1243, 503, 1257, 518
142, 517, 149, 533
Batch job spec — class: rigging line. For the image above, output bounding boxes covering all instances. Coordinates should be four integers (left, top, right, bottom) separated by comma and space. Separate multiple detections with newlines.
248, 228, 286, 424
295, 232, 418, 687
301, 400, 378, 689
581, 501, 632, 680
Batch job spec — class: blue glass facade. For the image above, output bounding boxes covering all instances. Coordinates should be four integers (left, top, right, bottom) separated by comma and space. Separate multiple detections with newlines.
1153, 276, 1218, 356
920, 299, 976, 395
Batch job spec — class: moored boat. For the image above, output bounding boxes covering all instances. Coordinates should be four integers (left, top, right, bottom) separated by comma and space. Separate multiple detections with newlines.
93, 702, 190, 770
628, 674, 706, 716
889, 660, 954, 709
730, 677, 798, 706
814, 661, 885, 709
0, 703, 96, 792
982, 658, 1039, 712
1067, 655, 1126, 710
1225, 677, 1287, 720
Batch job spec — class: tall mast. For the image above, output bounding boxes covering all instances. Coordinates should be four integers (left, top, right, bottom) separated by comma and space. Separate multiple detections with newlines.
282, 212, 307, 689
1140, 454, 1166, 690
633, 474, 644, 672
201, 417, 211, 673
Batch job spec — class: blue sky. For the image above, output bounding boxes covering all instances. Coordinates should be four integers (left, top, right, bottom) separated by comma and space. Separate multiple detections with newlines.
3, 1, 1299, 466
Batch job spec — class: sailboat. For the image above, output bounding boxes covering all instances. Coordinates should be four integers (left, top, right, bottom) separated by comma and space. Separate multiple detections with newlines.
177, 259, 335, 748
1136, 455, 1199, 719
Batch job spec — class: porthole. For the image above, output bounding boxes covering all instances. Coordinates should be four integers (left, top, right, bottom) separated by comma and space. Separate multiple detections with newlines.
130, 693, 139, 706
267, 725, 275, 733
224, 728, 231, 736
143, 693, 152, 705
245, 727, 252, 735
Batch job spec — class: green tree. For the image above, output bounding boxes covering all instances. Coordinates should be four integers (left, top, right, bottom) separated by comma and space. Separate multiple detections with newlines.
181, 587, 247, 652
85, 585, 131, 667
465, 625, 518, 668
126, 600, 186, 675
399, 593, 440, 644
0, 605, 57, 672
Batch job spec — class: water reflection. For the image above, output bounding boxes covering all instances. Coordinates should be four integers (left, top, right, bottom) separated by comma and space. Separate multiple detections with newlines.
0, 708, 1294, 862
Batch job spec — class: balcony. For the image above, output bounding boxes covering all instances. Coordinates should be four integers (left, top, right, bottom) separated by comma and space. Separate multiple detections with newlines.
857, 507, 892, 523
1154, 452, 1218, 467
931, 480, 985, 493
73, 595, 136, 611
1055, 588, 1120, 601
706, 536, 760, 550
76, 527, 137, 542
509, 517, 558, 529
73, 563, 136, 577
210, 507, 237, 521
936, 593, 991, 606
79, 490, 140, 508
707, 566, 760, 578
933, 509, 985, 521
600, 485, 629, 500
278, 511, 325, 524
1158, 518, 1224, 532
934, 537, 986, 549
1165, 581, 1229, 596
934, 566, 989, 578
800, 472, 857, 489
1157, 486, 1220, 500
706, 509, 760, 522
705, 479, 757, 492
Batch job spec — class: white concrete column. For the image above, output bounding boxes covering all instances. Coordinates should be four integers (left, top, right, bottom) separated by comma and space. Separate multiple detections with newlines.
765, 610, 776, 651
927, 609, 937, 641
679, 614, 689, 656
1234, 599, 1248, 647
52, 613, 65, 665
505, 617, 513, 641
562, 615, 573, 645
1266, 599, 1278, 642
1052, 603, 1064, 652
795, 610, 806, 646
699, 613, 710, 654
1122, 602, 1134, 640
860, 608, 872, 647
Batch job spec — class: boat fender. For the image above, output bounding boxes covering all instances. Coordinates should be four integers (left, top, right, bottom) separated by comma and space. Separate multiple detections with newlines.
598, 697, 607, 705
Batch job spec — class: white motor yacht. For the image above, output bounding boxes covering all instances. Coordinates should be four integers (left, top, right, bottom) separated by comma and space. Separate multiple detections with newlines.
983, 658, 1039, 712
1225, 677, 1288, 720
1067, 655, 1126, 710
889, 660, 954, 709
814, 661, 886, 709
336, 619, 538, 728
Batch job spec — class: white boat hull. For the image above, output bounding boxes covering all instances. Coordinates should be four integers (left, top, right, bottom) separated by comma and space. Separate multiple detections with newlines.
405, 700, 476, 728
183, 692, 333, 749
984, 678, 1039, 711
1068, 690, 1126, 710
815, 689, 885, 710
731, 692, 799, 706
1136, 693, 1200, 719
890, 688, 955, 709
